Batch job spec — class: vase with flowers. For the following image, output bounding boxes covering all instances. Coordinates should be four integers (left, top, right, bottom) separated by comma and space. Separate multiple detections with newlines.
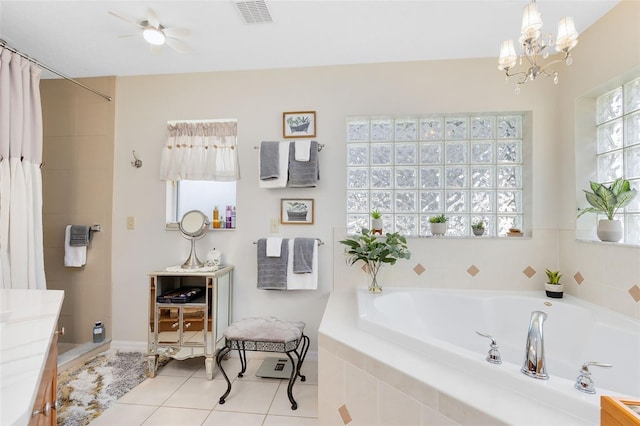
339, 228, 411, 294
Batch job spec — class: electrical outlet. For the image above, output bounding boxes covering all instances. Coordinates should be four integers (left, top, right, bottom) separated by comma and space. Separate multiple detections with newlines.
126, 216, 135, 230
270, 218, 279, 233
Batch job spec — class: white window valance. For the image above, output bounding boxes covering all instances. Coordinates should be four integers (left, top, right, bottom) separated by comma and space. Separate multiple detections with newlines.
160, 121, 240, 181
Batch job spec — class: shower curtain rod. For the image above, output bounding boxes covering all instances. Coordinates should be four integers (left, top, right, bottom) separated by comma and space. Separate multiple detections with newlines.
0, 40, 112, 102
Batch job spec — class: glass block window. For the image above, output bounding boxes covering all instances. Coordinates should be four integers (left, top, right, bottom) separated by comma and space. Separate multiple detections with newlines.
595, 75, 640, 243
347, 114, 524, 236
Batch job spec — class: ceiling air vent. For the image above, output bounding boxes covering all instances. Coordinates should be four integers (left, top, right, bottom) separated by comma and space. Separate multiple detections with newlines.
234, 0, 273, 24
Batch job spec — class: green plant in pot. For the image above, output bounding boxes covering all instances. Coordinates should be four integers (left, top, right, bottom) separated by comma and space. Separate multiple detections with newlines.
339, 228, 411, 294
429, 214, 448, 236
370, 209, 383, 235
544, 269, 564, 299
471, 220, 485, 236
577, 178, 637, 242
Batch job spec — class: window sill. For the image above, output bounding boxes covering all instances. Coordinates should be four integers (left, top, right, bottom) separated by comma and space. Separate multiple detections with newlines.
575, 238, 640, 248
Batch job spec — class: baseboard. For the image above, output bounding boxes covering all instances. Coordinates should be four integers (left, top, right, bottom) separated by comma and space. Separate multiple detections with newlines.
109, 340, 318, 361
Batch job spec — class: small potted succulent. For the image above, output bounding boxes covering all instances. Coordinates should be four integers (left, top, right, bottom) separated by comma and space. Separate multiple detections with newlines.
544, 269, 564, 299
371, 209, 383, 235
471, 220, 485, 236
429, 214, 448, 236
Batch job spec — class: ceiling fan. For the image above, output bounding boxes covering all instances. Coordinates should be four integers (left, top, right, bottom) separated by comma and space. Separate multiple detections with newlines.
108, 8, 191, 54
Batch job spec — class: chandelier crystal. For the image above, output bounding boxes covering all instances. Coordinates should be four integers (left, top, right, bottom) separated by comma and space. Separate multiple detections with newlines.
498, 0, 579, 93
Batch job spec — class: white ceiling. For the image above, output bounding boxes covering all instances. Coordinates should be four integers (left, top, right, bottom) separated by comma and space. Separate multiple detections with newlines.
0, 0, 620, 79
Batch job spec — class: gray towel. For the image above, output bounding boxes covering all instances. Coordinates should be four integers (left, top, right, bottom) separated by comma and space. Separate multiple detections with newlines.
288, 141, 319, 187
69, 225, 91, 247
257, 238, 289, 289
260, 141, 281, 180
293, 238, 315, 274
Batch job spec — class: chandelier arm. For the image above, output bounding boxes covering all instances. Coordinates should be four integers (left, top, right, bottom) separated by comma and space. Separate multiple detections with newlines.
504, 70, 529, 85
538, 52, 570, 76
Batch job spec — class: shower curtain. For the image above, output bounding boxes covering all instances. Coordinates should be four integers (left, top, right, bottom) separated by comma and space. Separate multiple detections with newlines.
0, 47, 46, 289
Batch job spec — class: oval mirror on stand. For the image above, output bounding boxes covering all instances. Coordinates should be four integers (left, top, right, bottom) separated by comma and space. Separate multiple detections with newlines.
179, 210, 210, 269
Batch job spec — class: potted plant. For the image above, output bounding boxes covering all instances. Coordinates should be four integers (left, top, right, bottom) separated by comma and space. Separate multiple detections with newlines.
371, 209, 383, 235
577, 178, 637, 242
471, 220, 485, 236
339, 228, 411, 294
544, 269, 564, 299
429, 214, 448, 236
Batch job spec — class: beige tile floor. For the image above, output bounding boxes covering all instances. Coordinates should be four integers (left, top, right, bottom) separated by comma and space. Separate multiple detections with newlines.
90, 356, 318, 426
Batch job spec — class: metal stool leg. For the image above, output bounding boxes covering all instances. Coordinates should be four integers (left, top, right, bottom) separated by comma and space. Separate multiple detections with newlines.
294, 334, 310, 382
216, 346, 232, 404
237, 341, 247, 378
284, 350, 298, 410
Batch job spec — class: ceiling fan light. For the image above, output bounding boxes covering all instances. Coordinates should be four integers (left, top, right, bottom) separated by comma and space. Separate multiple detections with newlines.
143, 28, 165, 46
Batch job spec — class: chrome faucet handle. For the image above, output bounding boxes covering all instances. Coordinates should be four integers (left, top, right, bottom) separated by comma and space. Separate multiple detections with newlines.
575, 361, 613, 394
476, 331, 502, 365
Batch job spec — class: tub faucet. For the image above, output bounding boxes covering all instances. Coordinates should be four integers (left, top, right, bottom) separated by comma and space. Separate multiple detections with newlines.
521, 311, 548, 380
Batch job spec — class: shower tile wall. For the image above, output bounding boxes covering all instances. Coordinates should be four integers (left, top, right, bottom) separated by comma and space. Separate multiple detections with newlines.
41, 77, 115, 344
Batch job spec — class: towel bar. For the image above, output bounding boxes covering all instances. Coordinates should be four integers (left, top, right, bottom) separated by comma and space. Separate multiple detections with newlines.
252, 238, 323, 245
254, 143, 324, 151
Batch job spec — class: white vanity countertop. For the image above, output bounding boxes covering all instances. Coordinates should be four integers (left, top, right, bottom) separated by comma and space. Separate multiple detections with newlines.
0, 289, 64, 426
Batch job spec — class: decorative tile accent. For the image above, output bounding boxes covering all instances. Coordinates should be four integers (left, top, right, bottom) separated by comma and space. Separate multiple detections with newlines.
522, 266, 536, 278
574, 272, 584, 285
413, 263, 426, 275
338, 404, 352, 425
467, 265, 479, 277
629, 285, 640, 302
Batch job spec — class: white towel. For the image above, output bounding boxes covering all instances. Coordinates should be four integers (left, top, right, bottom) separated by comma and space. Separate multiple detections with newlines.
259, 141, 290, 188
64, 225, 86, 267
266, 237, 283, 257
286, 239, 318, 290
294, 140, 311, 162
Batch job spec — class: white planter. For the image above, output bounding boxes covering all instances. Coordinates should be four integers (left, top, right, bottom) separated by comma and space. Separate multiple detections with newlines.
597, 219, 623, 242
430, 222, 447, 236
545, 283, 564, 299
371, 218, 383, 233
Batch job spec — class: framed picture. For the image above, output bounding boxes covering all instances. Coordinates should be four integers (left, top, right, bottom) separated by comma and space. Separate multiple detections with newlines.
283, 111, 316, 138
281, 198, 314, 225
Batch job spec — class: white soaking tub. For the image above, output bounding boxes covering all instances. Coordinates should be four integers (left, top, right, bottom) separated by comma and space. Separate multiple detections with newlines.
356, 288, 640, 423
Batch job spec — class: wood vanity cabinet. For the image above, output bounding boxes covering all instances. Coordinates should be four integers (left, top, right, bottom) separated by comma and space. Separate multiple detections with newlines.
602, 396, 640, 426
29, 333, 58, 426
147, 266, 233, 380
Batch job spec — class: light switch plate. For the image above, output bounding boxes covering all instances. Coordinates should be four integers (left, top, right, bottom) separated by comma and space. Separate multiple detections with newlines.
270, 218, 279, 233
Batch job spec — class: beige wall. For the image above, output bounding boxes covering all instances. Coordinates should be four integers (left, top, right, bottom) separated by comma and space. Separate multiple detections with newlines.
111, 56, 562, 352
557, 1, 640, 317
41, 77, 115, 344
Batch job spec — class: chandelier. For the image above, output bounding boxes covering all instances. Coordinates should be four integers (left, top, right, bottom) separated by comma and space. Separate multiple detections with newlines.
498, 0, 579, 93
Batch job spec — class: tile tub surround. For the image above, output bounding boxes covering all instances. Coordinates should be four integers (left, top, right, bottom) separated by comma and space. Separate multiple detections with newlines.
0, 289, 64, 426
318, 290, 592, 426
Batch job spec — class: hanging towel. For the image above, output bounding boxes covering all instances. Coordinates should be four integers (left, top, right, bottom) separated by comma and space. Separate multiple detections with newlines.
286, 239, 318, 290
69, 225, 91, 247
266, 237, 283, 257
294, 140, 311, 162
257, 238, 289, 290
259, 141, 290, 188
259, 141, 280, 180
293, 238, 315, 273
288, 140, 319, 187
64, 225, 86, 267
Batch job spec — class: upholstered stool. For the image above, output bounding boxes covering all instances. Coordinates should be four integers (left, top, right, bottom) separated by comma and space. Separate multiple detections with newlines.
216, 316, 310, 410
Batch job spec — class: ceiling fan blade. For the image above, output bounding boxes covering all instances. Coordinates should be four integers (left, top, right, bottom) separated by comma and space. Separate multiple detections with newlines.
165, 37, 191, 54
163, 27, 191, 38
109, 11, 143, 29
147, 8, 160, 29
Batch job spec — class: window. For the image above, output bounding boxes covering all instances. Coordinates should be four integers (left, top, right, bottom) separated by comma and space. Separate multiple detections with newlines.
346, 114, 526, 237
595, 76, 640, 243
166, 180, 236, 227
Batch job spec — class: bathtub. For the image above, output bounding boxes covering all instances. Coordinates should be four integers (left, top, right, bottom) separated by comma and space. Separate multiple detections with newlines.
357, 288, 640, 422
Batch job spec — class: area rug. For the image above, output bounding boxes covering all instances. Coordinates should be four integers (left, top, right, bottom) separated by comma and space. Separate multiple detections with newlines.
56, 349, 167, 426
